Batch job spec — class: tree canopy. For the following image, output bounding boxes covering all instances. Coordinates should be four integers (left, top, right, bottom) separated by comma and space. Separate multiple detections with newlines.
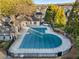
0, 0, 15, 16
0, 0, 36, 16
45, 4, 67, 27
64, 2, 79, 58
65, 2, 79, 36
54, 7, 67, 26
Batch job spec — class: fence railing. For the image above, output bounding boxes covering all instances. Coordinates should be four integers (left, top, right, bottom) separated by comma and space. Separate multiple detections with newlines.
0, 35, 12, 41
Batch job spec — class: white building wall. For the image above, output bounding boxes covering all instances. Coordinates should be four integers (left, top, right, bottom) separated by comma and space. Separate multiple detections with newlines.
31, 21, 40, 26
37, 21, 40, 25
21, 21, 40, 29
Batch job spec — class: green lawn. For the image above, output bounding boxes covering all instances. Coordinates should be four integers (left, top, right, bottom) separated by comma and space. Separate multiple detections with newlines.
0, 40, 11, 50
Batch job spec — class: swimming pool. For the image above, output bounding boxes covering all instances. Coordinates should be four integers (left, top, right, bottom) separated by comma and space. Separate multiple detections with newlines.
8, 26, 72, 57
19, 34, 62, 48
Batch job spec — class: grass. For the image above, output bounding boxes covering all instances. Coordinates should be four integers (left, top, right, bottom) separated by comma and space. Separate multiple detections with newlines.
74, 36, 79, 59
0, 40, 12, 50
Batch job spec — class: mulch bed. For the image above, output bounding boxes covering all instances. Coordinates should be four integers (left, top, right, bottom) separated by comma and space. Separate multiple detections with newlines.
62, 46, 77, 59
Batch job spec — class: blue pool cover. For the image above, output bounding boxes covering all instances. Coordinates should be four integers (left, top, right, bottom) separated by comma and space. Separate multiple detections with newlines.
19, 34, 62, 48
19, 27, 62, 48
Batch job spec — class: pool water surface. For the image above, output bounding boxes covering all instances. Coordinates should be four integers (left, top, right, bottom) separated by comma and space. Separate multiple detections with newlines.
19, 27, 62, 48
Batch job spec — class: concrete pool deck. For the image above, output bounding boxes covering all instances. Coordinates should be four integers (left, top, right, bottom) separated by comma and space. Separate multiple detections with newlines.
8, 26, 72, 57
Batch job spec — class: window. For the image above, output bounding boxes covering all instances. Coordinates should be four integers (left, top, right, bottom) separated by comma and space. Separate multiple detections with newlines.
26, 22, 27, 24
34, 22, 37, 24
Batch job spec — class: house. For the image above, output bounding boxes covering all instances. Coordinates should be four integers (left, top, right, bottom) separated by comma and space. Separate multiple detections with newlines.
34, 12, 44, 19
16, 15, 40, 29
36, 5, 48, 17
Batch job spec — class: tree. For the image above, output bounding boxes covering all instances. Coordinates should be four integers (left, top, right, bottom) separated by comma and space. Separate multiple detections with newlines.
54, 7, 67, 26
15, 3, 36, 16
15, 0, 36, 16
65, 2, 79, 37
0, 0, 16, 16
45, 5, 58, 24
0, 0, 36, 16
64, 1, 79, 58
45, 4, 66, 27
